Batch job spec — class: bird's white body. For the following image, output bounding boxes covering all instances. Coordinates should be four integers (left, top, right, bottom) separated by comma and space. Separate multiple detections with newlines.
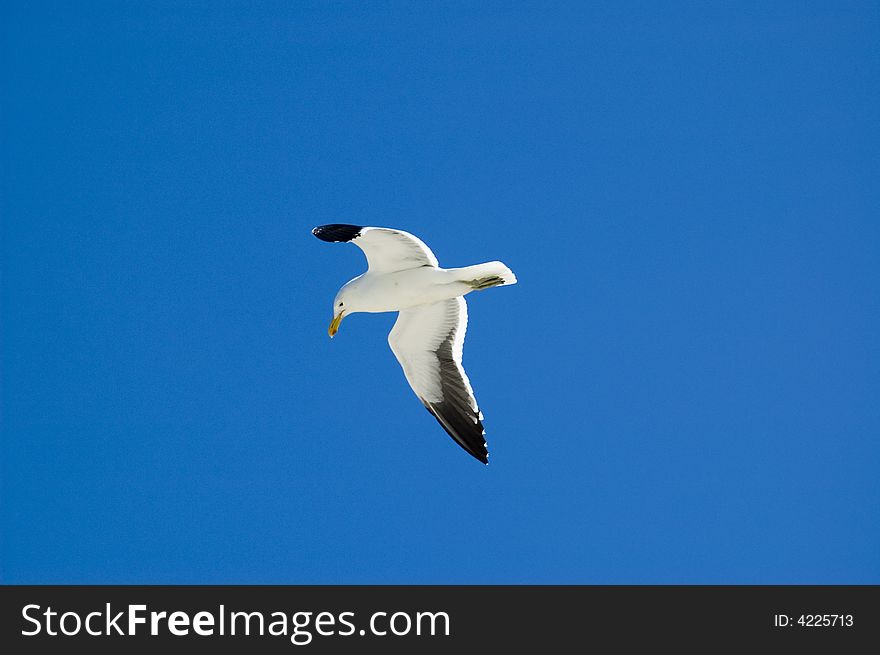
340, 265, 505, 313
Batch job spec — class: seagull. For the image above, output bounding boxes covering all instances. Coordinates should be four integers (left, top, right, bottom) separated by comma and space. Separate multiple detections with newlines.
312, 224, 517, 464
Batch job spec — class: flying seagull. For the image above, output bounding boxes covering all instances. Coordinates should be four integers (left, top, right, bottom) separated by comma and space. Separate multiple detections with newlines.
312, 224, 516, 464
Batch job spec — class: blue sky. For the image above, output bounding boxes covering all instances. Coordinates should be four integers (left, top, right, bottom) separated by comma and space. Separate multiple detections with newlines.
2, 1, 878, 583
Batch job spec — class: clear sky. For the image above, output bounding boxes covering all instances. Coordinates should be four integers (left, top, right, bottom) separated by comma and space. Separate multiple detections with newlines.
2, 1, 878, 584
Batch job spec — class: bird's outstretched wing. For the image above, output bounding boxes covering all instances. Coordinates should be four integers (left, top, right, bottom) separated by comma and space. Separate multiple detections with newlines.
387, 296, 488, 464
312, 224, 439, 273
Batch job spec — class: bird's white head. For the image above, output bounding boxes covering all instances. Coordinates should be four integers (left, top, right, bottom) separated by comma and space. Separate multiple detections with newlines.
328, 281, 361, 338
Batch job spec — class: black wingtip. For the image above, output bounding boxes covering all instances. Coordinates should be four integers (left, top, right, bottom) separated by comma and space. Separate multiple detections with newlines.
423, 402, 490, 465
312, 224, 363, 243
461, 444, 489, 465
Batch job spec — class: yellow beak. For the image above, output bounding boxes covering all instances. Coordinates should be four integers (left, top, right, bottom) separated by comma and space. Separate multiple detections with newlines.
328, 312, 344, 338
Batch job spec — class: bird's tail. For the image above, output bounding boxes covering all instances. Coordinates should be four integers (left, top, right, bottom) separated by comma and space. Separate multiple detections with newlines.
457, 261, 517, 291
